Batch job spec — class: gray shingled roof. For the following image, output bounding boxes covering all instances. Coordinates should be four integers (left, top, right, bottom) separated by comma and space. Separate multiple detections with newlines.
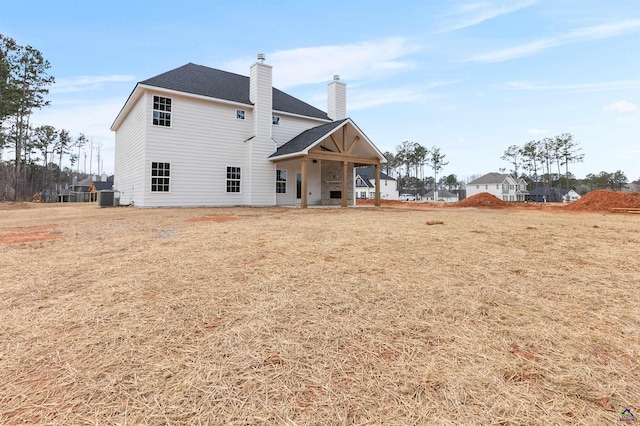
269, 119, 347, 158
356, 176, 373, 188
467, 172, 509, 185
140, 63, 330, 120
356, 166, 395, 181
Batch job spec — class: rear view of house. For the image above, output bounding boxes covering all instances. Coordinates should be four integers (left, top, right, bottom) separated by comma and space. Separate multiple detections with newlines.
111, 55, 386, 208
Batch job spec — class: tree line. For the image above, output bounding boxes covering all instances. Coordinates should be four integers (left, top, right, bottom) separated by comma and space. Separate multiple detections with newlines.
0, 34, 100, 201
382, 141, 457, 198
500, 133, 632, 194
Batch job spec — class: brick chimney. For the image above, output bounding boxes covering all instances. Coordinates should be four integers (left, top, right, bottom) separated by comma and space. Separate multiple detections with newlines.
327, 74, 346, 121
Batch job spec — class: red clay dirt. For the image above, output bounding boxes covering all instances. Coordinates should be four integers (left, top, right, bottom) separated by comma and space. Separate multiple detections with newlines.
0, 225, 61, 244
563, 189, 640, 212
454, 192, 509, 208
358, 190, 640, 213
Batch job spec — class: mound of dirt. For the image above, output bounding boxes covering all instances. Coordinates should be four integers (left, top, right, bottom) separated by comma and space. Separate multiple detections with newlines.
564, 190, 640, 212
455, 192, 509, 208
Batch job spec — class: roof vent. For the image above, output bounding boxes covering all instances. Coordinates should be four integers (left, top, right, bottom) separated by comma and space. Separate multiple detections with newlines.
333, 74, 340, 81
257, 53, 266, 63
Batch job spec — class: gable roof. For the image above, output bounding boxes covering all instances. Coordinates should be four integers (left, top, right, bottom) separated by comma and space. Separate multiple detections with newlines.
139, 63, 330, 120
356, 166, 395, 181
529, 187, 571, 196
356, 176, 373, 188
91, 181, 113, 191
468, 173, 510, 185
269, 119, 348, 158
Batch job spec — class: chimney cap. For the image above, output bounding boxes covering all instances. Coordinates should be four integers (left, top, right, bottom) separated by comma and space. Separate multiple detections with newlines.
257, 53, 266, 63
333, 74, 340, 81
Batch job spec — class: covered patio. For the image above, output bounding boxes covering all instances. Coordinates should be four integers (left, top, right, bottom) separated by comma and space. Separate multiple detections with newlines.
269, 118, 386, 208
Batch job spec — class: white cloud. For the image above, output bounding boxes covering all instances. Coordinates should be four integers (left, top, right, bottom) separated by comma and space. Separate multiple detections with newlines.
603, 101, 638, 113
223, 38, 422, 89
438, 0, 538, 32
51, 75, 135, 94
348, 86, 430, 111
528, 128, 548, 135
505, 80, 640, 93
467, 19, 640, 62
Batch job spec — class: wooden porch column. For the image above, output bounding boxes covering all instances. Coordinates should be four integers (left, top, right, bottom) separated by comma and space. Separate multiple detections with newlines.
341, 161, 348, 208
375, 163, 381, 207
301, 158, 308, 209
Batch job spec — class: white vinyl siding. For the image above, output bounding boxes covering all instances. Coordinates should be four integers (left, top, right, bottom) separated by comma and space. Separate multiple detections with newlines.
113, 96, 146, 206
142, 91, 252, 207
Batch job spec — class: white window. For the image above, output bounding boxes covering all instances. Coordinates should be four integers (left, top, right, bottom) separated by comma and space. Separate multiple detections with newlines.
502, 183, 509, 192
485, 185, 488, 190
272, 116, 280, 125
236, 110, 245, 120
226, 167, 241, 192
276, 170, 286, 193
151, 162, 170, 192
153, 96, 171, 127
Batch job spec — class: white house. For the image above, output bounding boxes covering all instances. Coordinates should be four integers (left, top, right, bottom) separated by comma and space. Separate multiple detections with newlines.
466, 173, 529, 201
111, 55, 386, 208
355, 166, 398, 201
424, 189, 459, 203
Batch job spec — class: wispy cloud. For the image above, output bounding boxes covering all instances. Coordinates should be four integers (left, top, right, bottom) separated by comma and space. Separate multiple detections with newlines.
223, 38, 422, 88
467, 19, 640, 62
603, 101, 638, 113
348, 86, 434, 111
504, 79, 640, 93
438, 0, 538, 33
51, 75, 135, 94
528, 128, 548, 135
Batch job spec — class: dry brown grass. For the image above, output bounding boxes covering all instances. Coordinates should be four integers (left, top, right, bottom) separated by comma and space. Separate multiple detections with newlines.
1, 202, 639, 424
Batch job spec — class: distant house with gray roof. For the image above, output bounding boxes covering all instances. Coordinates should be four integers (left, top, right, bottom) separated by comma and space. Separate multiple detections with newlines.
467, 173, 529, 202
111, 57, 386, 208
355, 166, 398, 201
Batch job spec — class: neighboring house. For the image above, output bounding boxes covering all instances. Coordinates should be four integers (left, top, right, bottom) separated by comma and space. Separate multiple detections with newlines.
529, 187, 581, 203
89, 180, 114, 202
425, 189, 459, 203
111, 56, 386, 208
64, 175, 114, 202
466, 173, 529, 201
355, 166, 398, 201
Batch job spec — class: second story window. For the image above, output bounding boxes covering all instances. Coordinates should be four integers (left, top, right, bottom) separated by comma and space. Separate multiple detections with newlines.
236, 110, 245, 120
153, 96, 171, 127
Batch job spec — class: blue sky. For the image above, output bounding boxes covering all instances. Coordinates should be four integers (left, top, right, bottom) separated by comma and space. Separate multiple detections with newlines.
2, 0, 639, 182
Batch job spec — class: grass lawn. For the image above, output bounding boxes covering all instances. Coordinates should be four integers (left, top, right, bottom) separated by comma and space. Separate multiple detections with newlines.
1, 202, 638, 424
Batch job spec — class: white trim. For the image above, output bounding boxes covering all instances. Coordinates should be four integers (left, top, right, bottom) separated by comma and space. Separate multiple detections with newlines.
150, 161, 171, 193
112, 84, 332, 131
226, 166, 242, 194
269, 118, 386, 163
152, 95, 172, 128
